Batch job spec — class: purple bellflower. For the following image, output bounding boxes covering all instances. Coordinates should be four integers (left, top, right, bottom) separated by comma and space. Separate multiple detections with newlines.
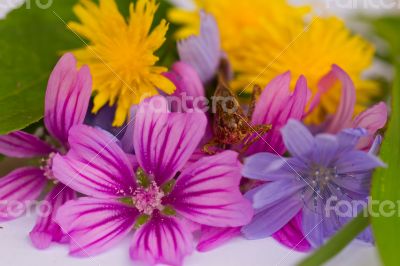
0, 53, 92, 249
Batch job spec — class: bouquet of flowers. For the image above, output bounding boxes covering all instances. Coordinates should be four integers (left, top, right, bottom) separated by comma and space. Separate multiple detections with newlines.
0, 0, 398, 265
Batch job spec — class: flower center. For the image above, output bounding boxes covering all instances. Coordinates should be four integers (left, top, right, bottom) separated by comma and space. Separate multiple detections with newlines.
40, 152, 57, 182
309, 165, 337, 191
132, 181, 165, 215
302, 165, 344, 213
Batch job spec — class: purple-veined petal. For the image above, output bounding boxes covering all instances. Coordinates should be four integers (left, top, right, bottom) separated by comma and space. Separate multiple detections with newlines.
335, 150, 386, 174
197, 226, 240, 252
52, 125, 135, 198
167, 151, 253, 227
178, 11, 220, 84
249, 73, 308, 155
241, 195, 302, 239
247, 180, 305, 210
312, 134, 338, 167
44, 53, 92, 146
243, 152, 302, 181
321, 65, 356, 133
332, 174, 371, 197
281, 119, 314, 158
0, 167, 46, 220
130, 215, 193, 266
55, 197, 138, 257
272, 211, 312, 252
0, 131, 54, 158
30, 184, 76, 249
164, 62, 206, 112
134, 96, 207, 185
302, 206, 325, 247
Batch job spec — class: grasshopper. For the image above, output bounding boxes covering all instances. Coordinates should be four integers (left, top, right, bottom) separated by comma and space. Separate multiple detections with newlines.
202, 68, 272, 155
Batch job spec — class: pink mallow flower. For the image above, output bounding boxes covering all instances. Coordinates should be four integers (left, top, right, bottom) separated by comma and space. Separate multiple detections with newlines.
52, 96, 253, 266
0, 53, 92, 249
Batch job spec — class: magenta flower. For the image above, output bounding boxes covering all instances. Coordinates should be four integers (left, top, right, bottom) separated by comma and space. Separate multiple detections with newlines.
314, 65, 387, 149
242, 119, 385, 247
53, 96, 252, 265
0, 53, 92, 248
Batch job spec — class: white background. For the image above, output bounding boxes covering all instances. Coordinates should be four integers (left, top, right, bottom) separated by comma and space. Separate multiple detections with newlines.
0, 0, 395, 265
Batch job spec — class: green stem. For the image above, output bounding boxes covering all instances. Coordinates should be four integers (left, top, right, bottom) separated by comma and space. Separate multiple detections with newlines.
298, 212, 369, 266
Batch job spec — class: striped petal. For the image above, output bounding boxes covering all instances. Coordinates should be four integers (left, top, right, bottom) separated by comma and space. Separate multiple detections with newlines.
55, 197, 138, 257
30, 184, 76, 249
178, 11, 221, 84
272, 212, 311, 252
44, 53, 92, 145
320, 65, 356, 133
167, 151, 253, 227
197, 226, 240, 252
52, 125, 135, 198
164, 62, 206, 112
0, 167, 46, 220
134, 96, 207, 185
130, 215, 193, 266
0, 131, 54, 158
249, 73, 308, 155
353, 102, 388, 150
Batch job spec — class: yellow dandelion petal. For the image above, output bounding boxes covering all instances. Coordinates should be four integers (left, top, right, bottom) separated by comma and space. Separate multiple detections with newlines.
68, 0, 175, 126
148, 74, 176, 94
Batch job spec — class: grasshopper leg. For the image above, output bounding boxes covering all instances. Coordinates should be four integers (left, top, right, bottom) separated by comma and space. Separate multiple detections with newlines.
247, 84, 262, 120
240, 124, 272, 153
202, 137, 220, 155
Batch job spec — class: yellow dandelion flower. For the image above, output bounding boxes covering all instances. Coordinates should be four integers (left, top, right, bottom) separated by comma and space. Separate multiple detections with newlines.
69, 0, 175, 126
169, 0, 377, 124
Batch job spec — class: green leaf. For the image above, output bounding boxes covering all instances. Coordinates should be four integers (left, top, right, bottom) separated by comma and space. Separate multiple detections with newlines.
298, 211, 369, 266
371, 63, 400, 266
0, 0, 81, 134
0, 0, 176, 135
369, 15, 400, 266
370, 16, 400, 61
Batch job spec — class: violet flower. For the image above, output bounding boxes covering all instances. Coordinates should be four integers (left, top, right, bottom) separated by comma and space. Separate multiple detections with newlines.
178, 11, 222, 84
0, 53, 92, 249
52, 96, 252, 265
241, 119, 385, 247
